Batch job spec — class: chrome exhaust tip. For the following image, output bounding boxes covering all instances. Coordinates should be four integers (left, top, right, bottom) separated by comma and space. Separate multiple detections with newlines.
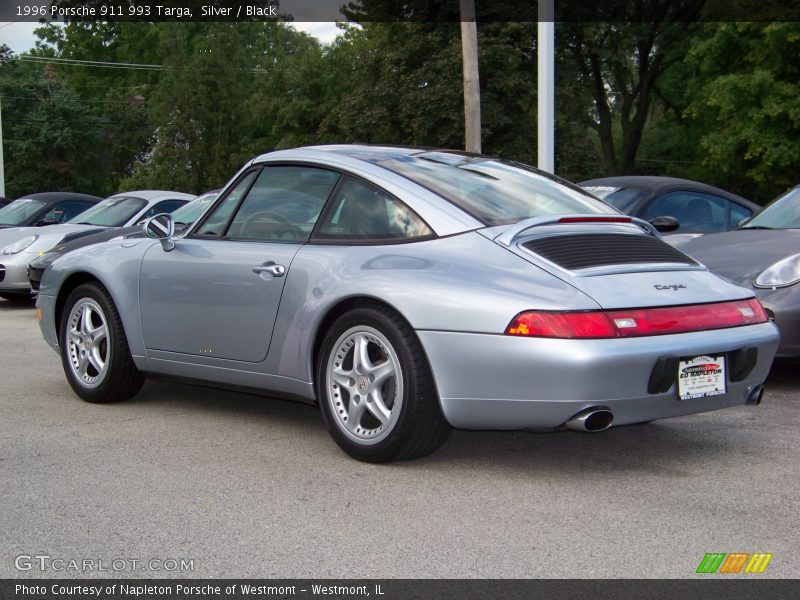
566, 407, 614, 432
746, 385, 765, 405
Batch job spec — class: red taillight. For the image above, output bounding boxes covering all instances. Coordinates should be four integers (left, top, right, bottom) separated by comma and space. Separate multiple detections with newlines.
505, 299, 768, 339
506, 311, 617, 338
607, 298, 767, 337
558, 216, 632, 224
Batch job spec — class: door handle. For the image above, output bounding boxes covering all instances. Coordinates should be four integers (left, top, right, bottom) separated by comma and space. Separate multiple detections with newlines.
252, 262, 285, 277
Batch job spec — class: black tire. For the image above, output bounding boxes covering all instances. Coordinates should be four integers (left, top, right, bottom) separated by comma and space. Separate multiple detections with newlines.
58, 282, 144, 403
316, 303, 451, 462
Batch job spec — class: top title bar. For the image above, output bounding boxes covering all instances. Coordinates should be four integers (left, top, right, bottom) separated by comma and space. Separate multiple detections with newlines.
3, 0, 800, 23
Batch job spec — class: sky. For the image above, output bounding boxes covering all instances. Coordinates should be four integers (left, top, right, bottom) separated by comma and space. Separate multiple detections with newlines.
0, 20, 342, 53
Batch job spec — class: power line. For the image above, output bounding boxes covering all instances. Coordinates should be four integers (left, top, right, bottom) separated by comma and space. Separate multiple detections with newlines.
12, 82, 150, 89
0, 17, 32, 31
11, 54, 273, 74
0, 95, 145, 104
16, 55, 163, 71
5, 118, 154, 127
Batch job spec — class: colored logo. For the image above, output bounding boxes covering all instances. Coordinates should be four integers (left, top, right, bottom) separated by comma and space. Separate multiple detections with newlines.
696, 552, 772, 574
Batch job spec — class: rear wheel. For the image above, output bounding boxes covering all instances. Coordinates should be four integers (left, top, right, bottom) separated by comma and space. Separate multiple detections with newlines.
59, 283, 144, 403
317, 303, 451, 462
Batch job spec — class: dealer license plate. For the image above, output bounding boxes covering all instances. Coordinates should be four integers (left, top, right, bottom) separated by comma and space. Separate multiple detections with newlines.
678, 355, 726, 400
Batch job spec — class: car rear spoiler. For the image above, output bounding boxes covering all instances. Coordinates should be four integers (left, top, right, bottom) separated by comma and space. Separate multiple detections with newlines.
493, 214, 659, 247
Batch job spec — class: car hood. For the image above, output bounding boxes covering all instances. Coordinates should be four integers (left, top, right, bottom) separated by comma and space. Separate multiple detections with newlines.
679, 229, 800, 285
48, 225, 141, 257
0, 224, 105, 253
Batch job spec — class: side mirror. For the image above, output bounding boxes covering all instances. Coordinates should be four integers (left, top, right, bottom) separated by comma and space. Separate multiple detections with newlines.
143, 213, 175, 252
648, 215, 680, 233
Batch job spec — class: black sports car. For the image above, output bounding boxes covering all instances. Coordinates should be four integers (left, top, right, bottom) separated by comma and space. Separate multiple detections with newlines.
0, 192, 102, 229
580, 176, 761, 244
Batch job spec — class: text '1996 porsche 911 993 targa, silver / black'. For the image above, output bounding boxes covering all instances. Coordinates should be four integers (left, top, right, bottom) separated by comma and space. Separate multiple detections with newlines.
35, 145, 779, 462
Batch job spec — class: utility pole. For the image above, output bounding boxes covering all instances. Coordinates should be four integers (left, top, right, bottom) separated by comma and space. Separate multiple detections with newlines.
538, 0, 555, 173
460, 0, 481, 153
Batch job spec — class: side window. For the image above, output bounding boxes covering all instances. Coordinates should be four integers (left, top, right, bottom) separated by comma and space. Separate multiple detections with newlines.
729, 203, 753, 228
315, 177, 433, 242
139, 199, 189, 222
226, 166, 340, 242
645, 191, 728, 233
41, 200, 95, 223
196, 171, 258, 236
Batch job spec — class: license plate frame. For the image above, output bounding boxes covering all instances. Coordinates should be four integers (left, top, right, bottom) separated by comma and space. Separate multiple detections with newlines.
677, 355, 726, 401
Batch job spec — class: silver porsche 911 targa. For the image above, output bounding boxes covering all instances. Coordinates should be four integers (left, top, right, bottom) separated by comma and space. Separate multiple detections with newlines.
36, 145, 779, 462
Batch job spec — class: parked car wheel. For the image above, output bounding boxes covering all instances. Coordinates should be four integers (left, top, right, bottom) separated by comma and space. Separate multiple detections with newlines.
317, 304, 451, 462
59, 283, 144, 403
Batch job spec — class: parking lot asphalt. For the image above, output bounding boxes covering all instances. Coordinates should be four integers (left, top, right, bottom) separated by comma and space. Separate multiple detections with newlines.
1, 299, 798, 579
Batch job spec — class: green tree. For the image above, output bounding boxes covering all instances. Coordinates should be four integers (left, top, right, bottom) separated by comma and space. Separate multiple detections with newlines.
556, 0, 705, 177
30, 20, 158, 194
0, 53, 105, 196
121, 23, 265, 192
244, 23, 330, 149
320, 22, 537, 162
684, 23, 800, 202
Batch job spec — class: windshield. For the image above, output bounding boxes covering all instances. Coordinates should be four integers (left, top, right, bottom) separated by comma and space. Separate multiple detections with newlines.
68, 196, 147, 227
741, 187, 800, 229
171, 192, 218, 225
374, 152, 616, 225
0, 198, 48, 225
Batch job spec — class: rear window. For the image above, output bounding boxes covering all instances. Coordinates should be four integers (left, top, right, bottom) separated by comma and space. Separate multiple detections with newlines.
371, 152, 616, 225
68, 196, 147, 227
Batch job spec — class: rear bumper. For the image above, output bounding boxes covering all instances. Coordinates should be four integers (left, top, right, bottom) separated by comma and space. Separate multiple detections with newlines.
417, 322, 779, 430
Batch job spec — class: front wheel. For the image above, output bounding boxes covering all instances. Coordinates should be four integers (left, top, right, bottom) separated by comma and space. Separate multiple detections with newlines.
316, 303, 451, 462
59, 283, 144, 403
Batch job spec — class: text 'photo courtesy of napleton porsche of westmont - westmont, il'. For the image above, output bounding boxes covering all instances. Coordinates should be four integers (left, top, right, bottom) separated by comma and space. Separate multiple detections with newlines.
1, 0, 799, 596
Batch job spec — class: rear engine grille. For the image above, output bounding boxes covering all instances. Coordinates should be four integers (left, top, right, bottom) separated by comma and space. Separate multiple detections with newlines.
522, 234, 697, 271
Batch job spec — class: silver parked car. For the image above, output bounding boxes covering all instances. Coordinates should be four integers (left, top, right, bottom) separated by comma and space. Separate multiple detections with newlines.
36, 146, 779, 462
0, 190, 194, 300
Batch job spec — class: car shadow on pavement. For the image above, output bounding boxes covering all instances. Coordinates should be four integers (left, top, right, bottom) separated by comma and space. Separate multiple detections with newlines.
426, 422, 740, 477
0, 298, 36, 311
130, 379, 324, 429
123, 377, 771, 477
766, 361, 799, 386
